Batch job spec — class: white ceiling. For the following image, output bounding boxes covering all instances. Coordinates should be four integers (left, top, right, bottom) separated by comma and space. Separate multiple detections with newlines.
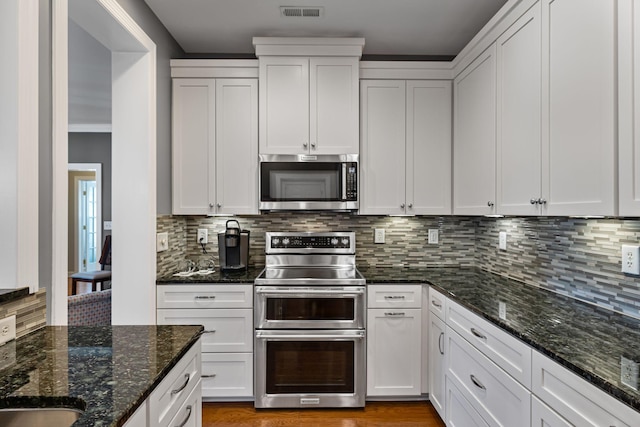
143, 0, 508, 57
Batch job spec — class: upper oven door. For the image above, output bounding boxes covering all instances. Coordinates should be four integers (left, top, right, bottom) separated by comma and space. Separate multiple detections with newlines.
255, 286, 366, 329
259, 154, 358, 211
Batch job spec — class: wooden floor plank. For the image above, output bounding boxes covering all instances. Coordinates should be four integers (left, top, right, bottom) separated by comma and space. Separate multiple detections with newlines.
203, 401, 446, 427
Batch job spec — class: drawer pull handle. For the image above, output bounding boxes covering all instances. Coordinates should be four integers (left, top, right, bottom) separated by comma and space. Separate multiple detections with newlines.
171, 373, 190, 395
384, 295, 405, 300
470, 328, 487, 340
174, 405, 192, 427
195, 295, 216, 300
202, 374, 217, 378
204, 330, 216, 334
438, 332, 444, 355
470, 375, 486, 391
431, 300, 442, 308
384, 312, 405, 317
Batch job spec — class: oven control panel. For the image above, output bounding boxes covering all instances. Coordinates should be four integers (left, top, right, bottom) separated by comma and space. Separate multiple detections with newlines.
266, 232, 355, 253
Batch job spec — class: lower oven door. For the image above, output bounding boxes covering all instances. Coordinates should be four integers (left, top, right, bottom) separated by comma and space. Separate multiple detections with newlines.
255, 286, 366, 329
254, 329, 366, 408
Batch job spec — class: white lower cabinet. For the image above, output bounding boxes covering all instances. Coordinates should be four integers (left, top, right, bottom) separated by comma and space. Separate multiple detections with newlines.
446, 378, 489, 427
446, 326, 531, 427
428, 310, 446, 419
366, 284, 422, 397
531, 395, 572, 427
167, 384, 202, 427
157, 284, 254, 400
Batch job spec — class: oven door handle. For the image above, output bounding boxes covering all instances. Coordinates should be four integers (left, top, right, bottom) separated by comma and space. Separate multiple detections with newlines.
255, 331, 365, 340
255, 287, 365, 296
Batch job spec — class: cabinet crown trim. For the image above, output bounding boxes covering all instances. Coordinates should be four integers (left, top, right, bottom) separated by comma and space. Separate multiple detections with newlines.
253, 37, 365, 58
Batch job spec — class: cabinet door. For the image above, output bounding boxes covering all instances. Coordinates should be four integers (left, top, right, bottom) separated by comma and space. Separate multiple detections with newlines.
446, 379, 490, 427
542, 0, 616, 216
453, 45, 497, 215
406, 81, 452, 215
428, 310, 446, 420
310, 57, 359, 154
215, 79, 258, 215
202, 353, 253, 398
531, 395, 572, 427
259, 56, 309, 154
367, 308, 421, 396
619, 0, 640, 215
172, 79, 215, 215
497, 3, 542, 216
360, 80, 407, 215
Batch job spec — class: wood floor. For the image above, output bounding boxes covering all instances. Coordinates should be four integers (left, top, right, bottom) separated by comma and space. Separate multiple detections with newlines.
202, 401, 446, 427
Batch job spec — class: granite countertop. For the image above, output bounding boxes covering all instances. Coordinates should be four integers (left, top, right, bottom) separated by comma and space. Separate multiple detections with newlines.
0, 325, 203, 426
361, 266, 640, 413
0, 287, 30, 304
156, 265, 264, 284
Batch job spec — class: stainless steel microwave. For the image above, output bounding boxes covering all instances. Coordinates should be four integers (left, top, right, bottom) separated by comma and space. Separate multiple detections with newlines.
259, 154, 358, 211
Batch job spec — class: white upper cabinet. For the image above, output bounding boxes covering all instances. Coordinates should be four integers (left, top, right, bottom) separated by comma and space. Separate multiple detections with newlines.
453, 45, 497, 215
360, 79, 452, 215
496, 2, 542, 216
255, 38, 364, 155
541, 0, 616, 216
619, 0, 640, 215
171, 62, 259, 215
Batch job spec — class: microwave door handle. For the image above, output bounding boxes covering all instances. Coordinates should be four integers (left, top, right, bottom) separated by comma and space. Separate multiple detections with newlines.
342, 163, 347, 200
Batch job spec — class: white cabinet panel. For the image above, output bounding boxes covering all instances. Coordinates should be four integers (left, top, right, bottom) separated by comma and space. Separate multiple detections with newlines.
447, 327, 531, 427
157, 284, 253, 309
542, 0, 616, 216
453, 45, 497, 215
532, 395, 572, 427
446, 378, 490, 427
367, 308, 422, 396
428, 287, 447, 320
497, 2, 543, 215
428, 310, 446, 419
202, 353, 253, 398
367, 284, 422, 308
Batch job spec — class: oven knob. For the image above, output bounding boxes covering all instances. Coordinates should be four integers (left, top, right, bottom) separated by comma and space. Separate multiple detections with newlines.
272, 238, 280, 245
331, 238, 338, 246
341, 238, 349, 246
282, 238, 290, 246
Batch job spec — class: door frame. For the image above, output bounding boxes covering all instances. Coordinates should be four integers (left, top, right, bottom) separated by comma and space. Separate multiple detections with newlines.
52, 0, 157, 324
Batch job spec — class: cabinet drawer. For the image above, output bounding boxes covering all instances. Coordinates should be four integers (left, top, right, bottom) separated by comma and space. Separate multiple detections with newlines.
167, 380, 202, 427
149, 340, 201, 427
532, 395, 571, 427
158, 308, 253, 352
157, 284, 253, 309
446, 299, 531, 387
447, 327, 531, 427
367, 284, 422, 308
202, 353, 253, 398
446, 378, 490, 427
428, 287, 446, 319
532, 351, 638, 427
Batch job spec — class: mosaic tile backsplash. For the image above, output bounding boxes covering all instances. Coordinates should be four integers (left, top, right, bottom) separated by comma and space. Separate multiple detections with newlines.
157, 214, 640, 318
0, 289, 47, 338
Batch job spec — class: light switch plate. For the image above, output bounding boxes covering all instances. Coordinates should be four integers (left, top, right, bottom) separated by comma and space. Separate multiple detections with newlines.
428, 229, 439, 244
499, 231, 507, 250
374, 229, 385, 244
0, 315, 16, 346
156, 232, 169, 252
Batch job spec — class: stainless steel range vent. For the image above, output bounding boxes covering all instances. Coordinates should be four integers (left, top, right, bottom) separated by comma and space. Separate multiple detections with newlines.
280, 6, 324, 18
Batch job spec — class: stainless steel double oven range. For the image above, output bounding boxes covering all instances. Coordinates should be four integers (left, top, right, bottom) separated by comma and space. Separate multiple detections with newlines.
254, 231, 366, 408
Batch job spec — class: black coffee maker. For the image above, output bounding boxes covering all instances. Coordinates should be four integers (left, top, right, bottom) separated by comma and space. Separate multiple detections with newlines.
217, 220, 250, 271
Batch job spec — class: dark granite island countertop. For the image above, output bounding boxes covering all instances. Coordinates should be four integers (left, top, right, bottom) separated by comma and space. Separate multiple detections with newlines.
0, 324, 203, 426
156, 266, 264, 284
359, 266, 640, 414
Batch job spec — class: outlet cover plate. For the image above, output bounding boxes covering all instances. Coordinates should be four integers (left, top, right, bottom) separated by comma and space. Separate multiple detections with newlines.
621, 356, 639, 390
0, 315, 16, 346
197, 228, 208, 244
156, 232, 169, 252
622, 245, 640, 275
374, 229, 385, 244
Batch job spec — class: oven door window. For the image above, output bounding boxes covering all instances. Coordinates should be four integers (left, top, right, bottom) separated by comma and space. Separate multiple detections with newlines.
266, 341, 355, 394
266, 297, 355, 321
261, 163, 342, 201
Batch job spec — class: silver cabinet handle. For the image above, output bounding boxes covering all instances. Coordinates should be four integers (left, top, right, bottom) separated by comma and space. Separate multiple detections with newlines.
400, 203, 406, 209
195, 295, 216, 300
384, 312, 406, 316
311, 142, 316, 150
487, 201, 494, 207
470, 328, 487, 340
538, 198, 547, 205
470, 374, 486, 391
438, 332, 444, 355
384, 295, 405, 299
202, 374, 217, 378
171, 373, 190, 395
203, 330, 216, 334
431, 300, 442, 308
174, 405, 192, 427
408, 203, 413, 208
209, 203, 214, 208
530, 198, 538, 205
303, 142, 308, 149
216, 203, 221, 208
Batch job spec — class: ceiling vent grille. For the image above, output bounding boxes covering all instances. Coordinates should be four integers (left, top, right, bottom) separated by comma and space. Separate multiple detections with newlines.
280, 6, 324, 18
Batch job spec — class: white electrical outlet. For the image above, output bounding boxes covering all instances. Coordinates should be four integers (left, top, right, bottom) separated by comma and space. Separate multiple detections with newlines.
156, 232, 169, 252
498, 301, 507, 320
621, 245, 640, 275
0, 315, 16, 346
621, 356, 639, 390
428, 229, 439, 244
197, 229, 208, 244
374, 228, 385, 244
499, 231, 507, 250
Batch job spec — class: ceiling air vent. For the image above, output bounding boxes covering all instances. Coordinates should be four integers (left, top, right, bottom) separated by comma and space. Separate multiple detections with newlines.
280, 6, 325, 18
